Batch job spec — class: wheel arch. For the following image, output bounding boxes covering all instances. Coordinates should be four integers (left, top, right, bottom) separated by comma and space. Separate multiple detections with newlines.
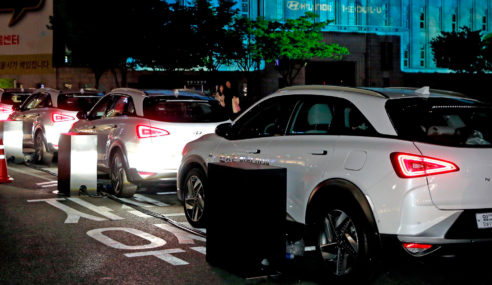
306, 178, 381, 244
178, 155, 208, 195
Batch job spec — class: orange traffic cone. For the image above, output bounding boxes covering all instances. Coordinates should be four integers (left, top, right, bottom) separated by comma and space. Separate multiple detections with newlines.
0, 138, 13, 183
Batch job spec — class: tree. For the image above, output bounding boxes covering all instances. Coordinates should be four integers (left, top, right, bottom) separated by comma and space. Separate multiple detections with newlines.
50, 0, 167, 88
243, 12, 349, 86
190, 0, 238, 71
431, 27, 485, 74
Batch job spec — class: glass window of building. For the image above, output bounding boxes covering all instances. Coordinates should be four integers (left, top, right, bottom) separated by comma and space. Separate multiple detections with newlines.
404, 50, 409, 68
420, 9, 426, 29
452, 14, 457, 31
483, 15, 488, 31
420, 47, 425, 68
384, 4, 389, 26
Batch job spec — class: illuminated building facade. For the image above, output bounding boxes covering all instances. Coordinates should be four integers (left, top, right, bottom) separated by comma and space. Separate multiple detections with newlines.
171, 1, 492, 88
246, 0, 491, 73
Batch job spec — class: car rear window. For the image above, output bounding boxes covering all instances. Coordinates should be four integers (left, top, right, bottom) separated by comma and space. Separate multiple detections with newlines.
386, 97, 492, 147
143, 97, 228, 123
1, 92, 31, 106
57, 95, 100, 112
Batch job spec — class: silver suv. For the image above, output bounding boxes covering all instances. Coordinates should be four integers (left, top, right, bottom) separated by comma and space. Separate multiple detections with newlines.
70, 88, 229, 197
10, 88, 101, 164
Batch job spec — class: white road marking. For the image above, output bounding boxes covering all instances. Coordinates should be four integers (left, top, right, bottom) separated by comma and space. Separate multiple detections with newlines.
156, 192, 176, 195
128, 210, 152, 218
161, 213, 185, 217
133, 194, 169, 207
118, 198, 155, 208
52, 190, 59, 194
36, 181, 58, 185
8, 165, 53, 181
125, 249, 188, 265
154, 224, 205, 244
87, 227, 166, 250
68, 198, 124, 221
27, 198, 107, 223
190, 246, 206, 255
41, 184, 58, 188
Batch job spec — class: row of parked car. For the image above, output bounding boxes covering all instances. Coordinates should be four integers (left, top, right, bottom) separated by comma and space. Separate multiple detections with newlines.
0, 87, 229, 197
3, 85, 492, 281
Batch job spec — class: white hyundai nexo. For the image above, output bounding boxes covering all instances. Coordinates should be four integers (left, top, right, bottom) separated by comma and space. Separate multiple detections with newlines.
70, 88, 229, 198
178, 85, 492, 281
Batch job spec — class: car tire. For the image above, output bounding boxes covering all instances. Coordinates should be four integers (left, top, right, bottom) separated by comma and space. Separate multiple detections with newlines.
306, 196, 378, 283
183, 168, 207, 228
33, 132, 53, 165
110, 151, 137, 198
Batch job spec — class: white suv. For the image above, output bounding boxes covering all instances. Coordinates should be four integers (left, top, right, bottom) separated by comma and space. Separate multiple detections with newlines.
10, 88, 101, 164
178, 85, 492, 280
70, 88, 229, 198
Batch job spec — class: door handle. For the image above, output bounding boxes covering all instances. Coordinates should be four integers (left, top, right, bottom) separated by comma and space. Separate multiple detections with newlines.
248, 149, 261, 154
113, 124, 118, 128
91, 125, 96, 129
311, 150, 328, 156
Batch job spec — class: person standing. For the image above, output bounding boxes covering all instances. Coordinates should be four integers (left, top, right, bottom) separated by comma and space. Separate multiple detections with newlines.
223, 80, 241, 119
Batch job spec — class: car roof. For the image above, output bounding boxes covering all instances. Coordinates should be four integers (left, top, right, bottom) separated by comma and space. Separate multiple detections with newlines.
107, 88, 215, 117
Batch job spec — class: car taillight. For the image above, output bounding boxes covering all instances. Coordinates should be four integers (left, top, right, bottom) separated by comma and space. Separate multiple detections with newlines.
137, 125, 170, 138
402, 243, 434, 255
390, 152, 459, 178
52, 113, 76, 123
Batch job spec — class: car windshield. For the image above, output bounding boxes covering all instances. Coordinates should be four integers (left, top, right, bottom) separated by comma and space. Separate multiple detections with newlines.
1, 92, 31, 106
143, 97, 228, 123
386, 97, 492, 147
57, 95, 100, 112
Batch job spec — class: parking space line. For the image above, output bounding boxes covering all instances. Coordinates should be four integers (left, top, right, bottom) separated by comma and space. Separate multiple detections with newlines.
8, 165, 54, 181
36, 181, 58, 185
156, 192, 176, 195
128, 210, 152, 218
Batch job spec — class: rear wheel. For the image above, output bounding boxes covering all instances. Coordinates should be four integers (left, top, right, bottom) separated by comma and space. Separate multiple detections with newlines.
307, 197, 377, 283
110, 151, 137, 198
183, 168, 207, 228
33, 132, 53, 165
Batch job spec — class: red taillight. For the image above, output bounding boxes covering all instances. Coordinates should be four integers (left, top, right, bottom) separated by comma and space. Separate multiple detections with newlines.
52, 113, 76, 123
137, 125, 170, 138
402, 243, 433, 255
390, 152, 459, 178
138, 171, 156, 178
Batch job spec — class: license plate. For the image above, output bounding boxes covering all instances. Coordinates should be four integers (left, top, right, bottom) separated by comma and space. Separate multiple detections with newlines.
476, 213, 492, 229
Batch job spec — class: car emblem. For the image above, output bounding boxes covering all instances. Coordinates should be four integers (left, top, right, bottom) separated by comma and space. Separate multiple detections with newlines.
193, 131, 203, 135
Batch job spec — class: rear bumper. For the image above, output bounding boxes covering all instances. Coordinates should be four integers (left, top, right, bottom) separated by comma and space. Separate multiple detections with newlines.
382, 209, 492, 257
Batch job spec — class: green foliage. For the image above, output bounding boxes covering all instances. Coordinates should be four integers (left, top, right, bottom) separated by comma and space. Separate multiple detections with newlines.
233, 12, 349, 86
431, 27, 485, 74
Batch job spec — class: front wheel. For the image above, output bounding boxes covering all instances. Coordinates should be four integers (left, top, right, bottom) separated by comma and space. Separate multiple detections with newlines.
183, 168, 207, 228
307, 198, 377, 283
110, 151, 137, 198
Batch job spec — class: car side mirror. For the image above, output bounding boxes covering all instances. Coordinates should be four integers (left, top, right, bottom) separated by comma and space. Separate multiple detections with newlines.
215, 123, 232, 139
76, 110, 87, 120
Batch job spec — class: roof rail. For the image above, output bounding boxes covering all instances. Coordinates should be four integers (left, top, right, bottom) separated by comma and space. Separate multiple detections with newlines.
280, 85, 387, 98
110, 88, 146, 96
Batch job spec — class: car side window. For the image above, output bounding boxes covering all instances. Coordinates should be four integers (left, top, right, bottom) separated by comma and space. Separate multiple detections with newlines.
288, 98, 335, 135
22, 93, 51, 110
231, 96, 298, 140
106, 95, 135, 118
88, 95, 113, 120
339, 101, 377, 136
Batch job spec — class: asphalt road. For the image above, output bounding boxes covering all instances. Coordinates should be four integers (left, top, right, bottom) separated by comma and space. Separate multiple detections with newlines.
2, 162, 492, 285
